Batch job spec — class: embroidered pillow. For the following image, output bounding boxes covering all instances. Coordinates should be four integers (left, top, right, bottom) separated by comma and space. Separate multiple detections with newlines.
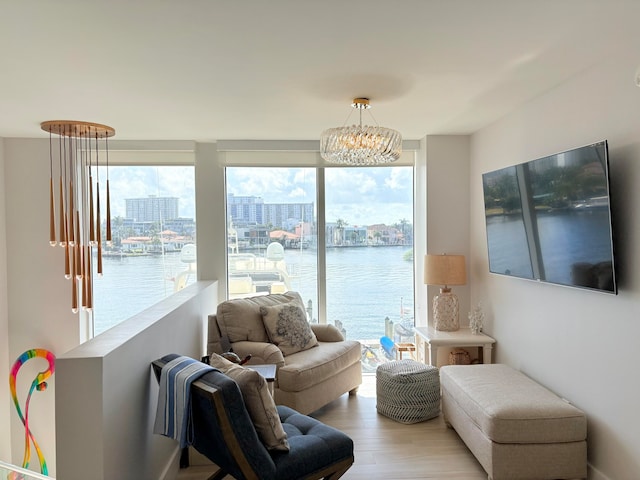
208, 353, 289, 452
260, 303, 318, 356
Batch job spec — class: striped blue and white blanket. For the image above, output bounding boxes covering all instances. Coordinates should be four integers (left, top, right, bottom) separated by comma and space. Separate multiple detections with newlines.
153, 356, 215, 448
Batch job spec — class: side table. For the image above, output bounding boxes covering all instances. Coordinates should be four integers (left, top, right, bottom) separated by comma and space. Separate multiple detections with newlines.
246, 364, 277, 395
414, 327, 496, 367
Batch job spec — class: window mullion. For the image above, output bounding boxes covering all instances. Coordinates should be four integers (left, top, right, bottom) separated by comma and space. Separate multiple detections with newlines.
316, 168, 327, 325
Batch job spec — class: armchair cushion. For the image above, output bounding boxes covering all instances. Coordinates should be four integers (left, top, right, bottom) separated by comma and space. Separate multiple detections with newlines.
260, 303, 318, 356
208, 353, 290, 452
277, 340, 362, 392
276, 405, 354, 480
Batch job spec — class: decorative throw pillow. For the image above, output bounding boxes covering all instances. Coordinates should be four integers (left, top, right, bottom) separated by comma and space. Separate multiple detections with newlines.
260, 303, 318, 356
208, 354, 289, 452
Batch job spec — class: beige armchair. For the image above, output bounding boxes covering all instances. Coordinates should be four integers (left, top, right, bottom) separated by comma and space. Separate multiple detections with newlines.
208, 292, 362, 415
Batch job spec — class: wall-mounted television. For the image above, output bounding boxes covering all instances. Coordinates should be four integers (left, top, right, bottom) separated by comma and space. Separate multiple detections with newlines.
482, 140, 616, 294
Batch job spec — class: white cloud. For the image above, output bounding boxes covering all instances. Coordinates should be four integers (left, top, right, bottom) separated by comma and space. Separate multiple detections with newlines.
97, 166, 195, 219
96, 165, 411, 227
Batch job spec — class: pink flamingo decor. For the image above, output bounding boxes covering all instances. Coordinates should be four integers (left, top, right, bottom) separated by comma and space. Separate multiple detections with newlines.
8, 349, 55, 477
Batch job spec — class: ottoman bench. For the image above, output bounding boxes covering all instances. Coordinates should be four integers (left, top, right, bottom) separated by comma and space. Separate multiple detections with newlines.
376, 359, 440, 424
440, 364, 587, 480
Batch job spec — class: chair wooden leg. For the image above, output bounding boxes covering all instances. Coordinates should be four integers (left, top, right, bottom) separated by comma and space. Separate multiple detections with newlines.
179, 447, 190, 468
321, 461, 353, 480
207, 467, 229, 480
301, 456, 354, 480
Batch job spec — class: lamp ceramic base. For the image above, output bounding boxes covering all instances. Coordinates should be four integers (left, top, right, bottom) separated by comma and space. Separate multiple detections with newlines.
433, 290, 459, 331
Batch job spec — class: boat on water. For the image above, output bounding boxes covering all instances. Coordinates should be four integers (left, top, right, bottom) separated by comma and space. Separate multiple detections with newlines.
172, 241, 293, 298
172, 243, 197, 291
228, 242, 293, 298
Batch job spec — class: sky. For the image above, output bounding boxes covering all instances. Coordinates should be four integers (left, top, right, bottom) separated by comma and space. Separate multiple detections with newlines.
98, 165, 413, 227
227, 166, 413, 226
96, 166, 196, 219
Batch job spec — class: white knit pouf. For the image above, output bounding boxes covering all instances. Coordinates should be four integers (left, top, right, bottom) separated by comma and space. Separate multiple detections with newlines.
376, 359, 440, 424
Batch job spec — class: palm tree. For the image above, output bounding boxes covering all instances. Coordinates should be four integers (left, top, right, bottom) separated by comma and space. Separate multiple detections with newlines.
109, 216, 125, 247
399, 218, 409, 244
335, 218, 348, 246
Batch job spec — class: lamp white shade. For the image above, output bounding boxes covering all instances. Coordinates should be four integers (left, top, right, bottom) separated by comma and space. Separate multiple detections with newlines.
424, 254, 466, 286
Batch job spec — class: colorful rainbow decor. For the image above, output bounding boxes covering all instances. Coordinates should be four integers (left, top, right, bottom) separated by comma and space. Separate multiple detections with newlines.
8, 349, 56, 478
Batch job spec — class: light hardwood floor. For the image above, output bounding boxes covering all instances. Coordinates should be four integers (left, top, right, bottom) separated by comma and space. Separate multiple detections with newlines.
177, 373, 486, 480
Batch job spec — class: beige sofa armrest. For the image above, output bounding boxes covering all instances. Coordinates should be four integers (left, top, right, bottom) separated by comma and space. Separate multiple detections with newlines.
230, 341, 285, 367
311, 324, 345, 342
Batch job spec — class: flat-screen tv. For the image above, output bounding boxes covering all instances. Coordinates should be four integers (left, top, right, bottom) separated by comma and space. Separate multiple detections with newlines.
482, 140, 616, 294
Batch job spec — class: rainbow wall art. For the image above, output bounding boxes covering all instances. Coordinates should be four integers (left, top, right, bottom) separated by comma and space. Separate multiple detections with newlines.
8, 349, 56, 477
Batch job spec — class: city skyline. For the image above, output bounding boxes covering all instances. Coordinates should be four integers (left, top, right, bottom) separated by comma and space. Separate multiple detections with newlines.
97, 165, 413, 227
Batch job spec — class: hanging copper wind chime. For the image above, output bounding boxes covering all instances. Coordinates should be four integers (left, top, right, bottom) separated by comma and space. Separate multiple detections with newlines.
41, 120, 115, 313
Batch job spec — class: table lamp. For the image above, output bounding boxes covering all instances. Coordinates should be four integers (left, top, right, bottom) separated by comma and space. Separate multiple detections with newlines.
424, 254, 466, 331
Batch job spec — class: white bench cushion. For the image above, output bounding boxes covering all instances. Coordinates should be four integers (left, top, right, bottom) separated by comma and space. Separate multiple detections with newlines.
440, 364, 586, 444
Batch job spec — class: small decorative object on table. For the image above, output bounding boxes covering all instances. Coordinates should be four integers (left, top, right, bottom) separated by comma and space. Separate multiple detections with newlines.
468, 303, 485, 335
449, 348, 471, 365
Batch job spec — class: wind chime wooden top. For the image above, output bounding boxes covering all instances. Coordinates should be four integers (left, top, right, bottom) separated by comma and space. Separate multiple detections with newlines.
40, 120, 115, 138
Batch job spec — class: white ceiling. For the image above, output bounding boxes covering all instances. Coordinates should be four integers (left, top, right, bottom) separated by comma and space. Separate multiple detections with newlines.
1, 0, 639, 142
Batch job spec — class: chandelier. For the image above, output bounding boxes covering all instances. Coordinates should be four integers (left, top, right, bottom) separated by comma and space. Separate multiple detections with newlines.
320, 98, 402, 165
41, 120, 115, 313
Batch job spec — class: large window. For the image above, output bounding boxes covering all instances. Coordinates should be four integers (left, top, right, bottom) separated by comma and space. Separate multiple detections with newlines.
92, 165, 196, 336
226, 167, 318, 315
225, 165, 414, 369
324, 167, 414, 346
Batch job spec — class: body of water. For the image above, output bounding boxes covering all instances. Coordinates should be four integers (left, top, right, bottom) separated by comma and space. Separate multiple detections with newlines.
93, 245, 415, 340
486, 209, 614, 289
284, 246, 415, 341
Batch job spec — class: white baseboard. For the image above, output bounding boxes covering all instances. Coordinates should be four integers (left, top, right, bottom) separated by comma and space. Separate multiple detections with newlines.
158, 446, 181, 480
588, 463, 611, 480
187, 447, 214, 466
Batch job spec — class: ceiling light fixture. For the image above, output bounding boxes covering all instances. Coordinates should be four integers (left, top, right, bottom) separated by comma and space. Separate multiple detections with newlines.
41, 120, 115, 313
320, 98, 402, 166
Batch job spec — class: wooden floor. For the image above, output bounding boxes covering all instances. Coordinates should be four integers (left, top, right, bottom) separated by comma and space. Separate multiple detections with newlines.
177, 373, 486, 480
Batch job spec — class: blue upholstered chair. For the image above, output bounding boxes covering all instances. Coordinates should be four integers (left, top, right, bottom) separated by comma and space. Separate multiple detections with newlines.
152, 354, 354, 480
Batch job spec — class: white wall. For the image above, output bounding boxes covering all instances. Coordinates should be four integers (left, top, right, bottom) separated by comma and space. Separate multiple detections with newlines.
55, 280, 217, 480
0, 138, 10, 460
469, 50, 640, 479
3, 139, 81, 473
424, 136, 471, 346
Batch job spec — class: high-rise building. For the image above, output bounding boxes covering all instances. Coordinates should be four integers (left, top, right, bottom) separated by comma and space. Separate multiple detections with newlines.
227, 194, 313, 229
126, 196, 179, 222
227, 194, 264, 225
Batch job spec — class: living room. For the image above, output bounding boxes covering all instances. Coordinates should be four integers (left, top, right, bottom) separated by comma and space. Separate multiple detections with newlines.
2, 2, 640, 480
